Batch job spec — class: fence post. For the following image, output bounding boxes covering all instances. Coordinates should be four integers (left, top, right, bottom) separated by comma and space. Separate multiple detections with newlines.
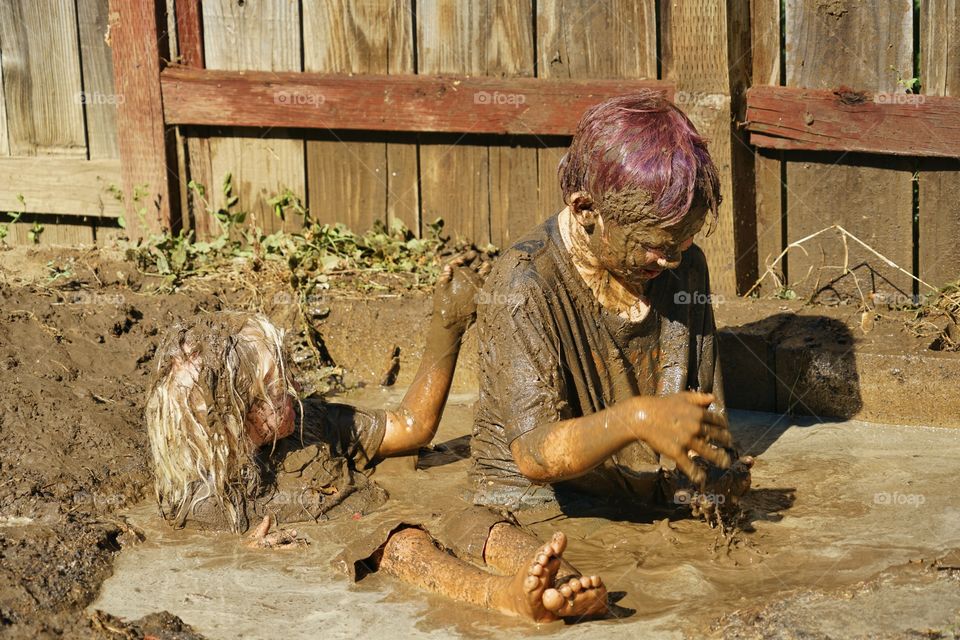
108, 0, 179, 239
659, 0, 758, 297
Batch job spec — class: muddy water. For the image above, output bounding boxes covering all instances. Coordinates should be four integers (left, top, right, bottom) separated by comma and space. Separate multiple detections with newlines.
93, 388, 960, 638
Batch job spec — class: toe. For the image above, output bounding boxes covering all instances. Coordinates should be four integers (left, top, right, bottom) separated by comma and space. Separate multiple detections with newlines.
568, 578, 583, 593
579, 576, 593, 590
549, 531, 567, 556
523, 575, 540, 592
542, 588, 565, 613
559, 584, 573, 599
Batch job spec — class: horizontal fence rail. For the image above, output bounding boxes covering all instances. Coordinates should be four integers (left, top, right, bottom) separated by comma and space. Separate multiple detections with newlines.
161, 67, 673, 136
746, 85, 960, 157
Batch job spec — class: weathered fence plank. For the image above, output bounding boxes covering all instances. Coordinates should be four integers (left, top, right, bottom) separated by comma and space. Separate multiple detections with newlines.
661, 0, 751, 296
302, 0, 418, 233
0, 0, 86, 156
752, 0, 784, 278
416, 0, 535, 246
0, 157, 122, 216
0, 48, 8, 156
161, 68, 669, 134
484, 1, 537, 251
783, 0, 914, 299
108, 0, 177, 236
77, 0, 119, 159
747, 86, 960, 157
918, 0, 960, 289
535, 0, 658, 236
201, 0, 304, 234
175, 0, 204, 67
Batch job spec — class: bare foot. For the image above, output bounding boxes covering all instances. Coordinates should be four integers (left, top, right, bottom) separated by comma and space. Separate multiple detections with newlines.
493, 532, 607, 623
542, 574, 608, 619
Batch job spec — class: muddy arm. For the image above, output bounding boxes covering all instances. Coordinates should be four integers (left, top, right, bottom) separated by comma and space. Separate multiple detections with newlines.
509, 392, 732, 485
376, 323, 462, 457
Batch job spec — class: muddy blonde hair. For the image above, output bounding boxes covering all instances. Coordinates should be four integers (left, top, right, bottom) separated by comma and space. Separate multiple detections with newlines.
145, 312, 297, 531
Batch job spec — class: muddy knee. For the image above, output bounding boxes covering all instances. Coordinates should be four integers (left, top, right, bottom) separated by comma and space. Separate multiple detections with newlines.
380, 527, 435, 570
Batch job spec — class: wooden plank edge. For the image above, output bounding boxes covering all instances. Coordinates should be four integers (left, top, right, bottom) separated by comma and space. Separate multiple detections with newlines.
174, 0, 204, 67
746, 85, 960, 157
0, 157, 123, 216
160, 66, 674, 135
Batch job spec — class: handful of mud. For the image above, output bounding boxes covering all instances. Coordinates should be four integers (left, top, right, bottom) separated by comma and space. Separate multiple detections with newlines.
672, 450, 754, 525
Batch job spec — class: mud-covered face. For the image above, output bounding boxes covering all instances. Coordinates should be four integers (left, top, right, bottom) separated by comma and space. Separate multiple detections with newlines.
587, 203, 707, 290
245, 356, 296, 447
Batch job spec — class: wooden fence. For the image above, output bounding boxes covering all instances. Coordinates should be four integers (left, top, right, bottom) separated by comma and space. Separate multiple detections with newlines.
0, 0, 958, 299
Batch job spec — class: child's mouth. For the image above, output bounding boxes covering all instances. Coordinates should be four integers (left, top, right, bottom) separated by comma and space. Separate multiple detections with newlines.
640, 268, 663, 279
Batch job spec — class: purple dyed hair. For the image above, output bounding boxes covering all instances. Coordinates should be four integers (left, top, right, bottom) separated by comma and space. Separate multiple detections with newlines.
558, 91, 721, 231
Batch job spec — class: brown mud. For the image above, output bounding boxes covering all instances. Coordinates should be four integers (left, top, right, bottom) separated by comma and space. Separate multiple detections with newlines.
91, 390, 960, 639
2, 246, 958, 639
0, 246, 352, 638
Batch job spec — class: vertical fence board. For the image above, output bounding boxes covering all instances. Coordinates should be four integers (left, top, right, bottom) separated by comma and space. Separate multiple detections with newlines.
660, 0, 742, 296
535, 0, 657, 230
302, 0, 417, 233
417, 0, 535, 246
751, 0, 783, 279
0, 48, 8, 155
486, 2, 537, 249
0, 0, 85, 156
77, 0, 119, 159
109, 0, 176, 236
918, 0, 960, 289
173, 1, 214, 238
783, 0, 913, 299
202, 0, 304, 234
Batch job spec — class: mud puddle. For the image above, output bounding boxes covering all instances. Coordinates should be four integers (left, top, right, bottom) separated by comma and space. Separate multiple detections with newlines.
93, 389, 960, 639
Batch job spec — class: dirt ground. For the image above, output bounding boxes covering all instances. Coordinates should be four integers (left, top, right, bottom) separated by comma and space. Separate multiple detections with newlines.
0, 247, 330, 639
1, 245, 957, 639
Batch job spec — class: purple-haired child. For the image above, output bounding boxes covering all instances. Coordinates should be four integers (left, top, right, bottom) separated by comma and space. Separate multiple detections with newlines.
471, 91, 753, 514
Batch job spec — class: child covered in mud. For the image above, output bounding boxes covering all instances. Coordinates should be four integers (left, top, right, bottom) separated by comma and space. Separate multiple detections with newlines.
471, 91, 753, 516
145, 258, 607, 623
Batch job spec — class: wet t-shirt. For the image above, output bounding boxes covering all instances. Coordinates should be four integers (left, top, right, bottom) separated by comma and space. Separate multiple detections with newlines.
470, 215, 723, 510
185, 398, 389, 531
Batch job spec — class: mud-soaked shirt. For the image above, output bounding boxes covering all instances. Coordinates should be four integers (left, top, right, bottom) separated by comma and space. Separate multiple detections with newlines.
470, 215, 724, 510
186, 399, 388, 531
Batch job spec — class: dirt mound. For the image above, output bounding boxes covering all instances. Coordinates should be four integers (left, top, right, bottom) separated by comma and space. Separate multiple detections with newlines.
0, 248, 297, 638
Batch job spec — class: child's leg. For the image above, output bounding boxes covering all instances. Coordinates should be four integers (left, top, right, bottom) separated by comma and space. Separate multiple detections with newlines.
379, 528, 605, 623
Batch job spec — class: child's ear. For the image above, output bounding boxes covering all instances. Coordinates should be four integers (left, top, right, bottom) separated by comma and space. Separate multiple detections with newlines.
568, 191, 597, 232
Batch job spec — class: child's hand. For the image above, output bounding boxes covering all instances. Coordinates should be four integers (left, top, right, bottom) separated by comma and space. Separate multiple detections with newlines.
431, 252, 493, 336
673, 451, 754, 520
631, 392, 732, 486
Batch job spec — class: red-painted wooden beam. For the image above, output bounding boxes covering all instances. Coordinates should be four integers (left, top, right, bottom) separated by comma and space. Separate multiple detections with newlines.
746, 84, 960, 158
108, 0, 179, 236
174, 0, 204, 68
160, 66, 672, 136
